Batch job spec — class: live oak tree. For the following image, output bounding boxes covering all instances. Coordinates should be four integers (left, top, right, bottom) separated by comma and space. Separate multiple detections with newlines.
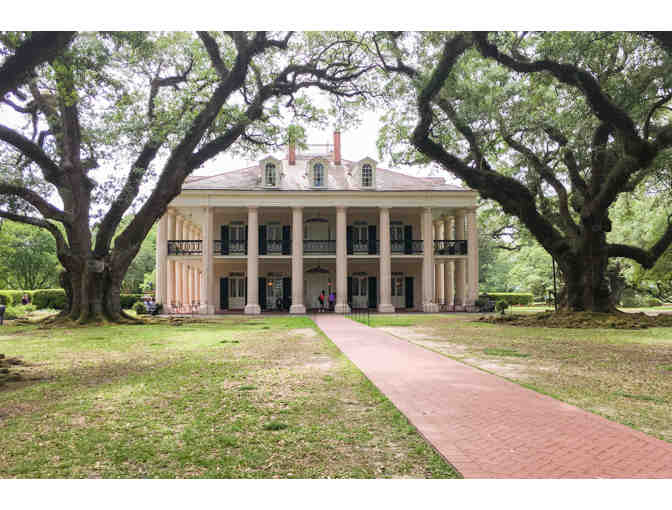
0, 31, 373, 321
374, 31, 672, 312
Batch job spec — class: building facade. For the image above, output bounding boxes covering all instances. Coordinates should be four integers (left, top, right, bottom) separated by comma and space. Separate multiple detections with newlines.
154, 132, 479, 314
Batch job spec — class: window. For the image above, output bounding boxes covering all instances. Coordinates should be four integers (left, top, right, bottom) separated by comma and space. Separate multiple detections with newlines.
313, 163, 325, 187
230, 277, 245, 298
265, 163, 276, 186
361, 164, 373, 187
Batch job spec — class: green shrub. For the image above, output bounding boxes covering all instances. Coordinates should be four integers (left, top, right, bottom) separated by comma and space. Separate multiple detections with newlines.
2, 305, 35, 320
121, 293, 144, 309
0, 292, 13, 305
32, 289, 67, 310
495, 299, 510, 315
133, 301, 147, 315
480, 292, 534, 306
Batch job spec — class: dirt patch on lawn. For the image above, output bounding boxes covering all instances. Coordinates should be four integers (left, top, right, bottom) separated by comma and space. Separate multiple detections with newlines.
479, 310, 672, 329
379, 327, 439, 343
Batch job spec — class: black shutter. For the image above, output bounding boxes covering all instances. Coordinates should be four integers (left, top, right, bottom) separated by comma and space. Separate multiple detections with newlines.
282, 225, 291, 255
244, 226, 248, 255
368, 225, 377, 254
404, 225, 413, 254
259, 225, 267, 255
347, 226, 354, 255
282, 277, 291, 310
244, 277, 247, 300
220, 278, 229, 310
405, 277, 414, 309
368, 276, 377, 309
347, 276, 353, 306
259, 277, 266, 310
221, 225, 229, 255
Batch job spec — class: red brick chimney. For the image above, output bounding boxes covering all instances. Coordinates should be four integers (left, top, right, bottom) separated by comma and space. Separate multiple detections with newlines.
288, 142, 296, 165
333, 130, 341, 165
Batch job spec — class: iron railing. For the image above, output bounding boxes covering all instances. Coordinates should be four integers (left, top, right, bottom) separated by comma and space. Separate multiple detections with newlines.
390, 239, 424, 254
266, 239, 292, 254
434, 239, 468, 255
304, 239, 336, 254
167, 240, 202, 255
214, 240, 246, 255
346, 307, 370, 326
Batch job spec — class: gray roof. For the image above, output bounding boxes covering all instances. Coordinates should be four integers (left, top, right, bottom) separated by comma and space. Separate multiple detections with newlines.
184, 156, 467, 192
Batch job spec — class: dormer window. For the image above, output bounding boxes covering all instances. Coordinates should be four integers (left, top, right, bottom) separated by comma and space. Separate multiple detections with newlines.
361, 164, 373, 187
313, 163, 325, 187
259, 156, 281, 187
265, 163, 277, 187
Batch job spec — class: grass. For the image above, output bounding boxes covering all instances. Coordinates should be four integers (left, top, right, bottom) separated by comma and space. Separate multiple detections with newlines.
0, 316, 459, 478
369, 313, 672, 444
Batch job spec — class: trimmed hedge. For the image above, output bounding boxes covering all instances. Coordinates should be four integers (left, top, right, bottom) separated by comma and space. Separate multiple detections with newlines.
121, 293, 144, 309
479, 292, 534, 306
31, 289, 67, 310
0, 290, 32, 306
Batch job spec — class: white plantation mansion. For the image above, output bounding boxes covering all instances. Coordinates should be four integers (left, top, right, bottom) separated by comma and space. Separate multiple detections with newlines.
154, 132, 479, 314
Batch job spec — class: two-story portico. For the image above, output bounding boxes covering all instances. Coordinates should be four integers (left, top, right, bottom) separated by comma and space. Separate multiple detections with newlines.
154, 132, 479, 314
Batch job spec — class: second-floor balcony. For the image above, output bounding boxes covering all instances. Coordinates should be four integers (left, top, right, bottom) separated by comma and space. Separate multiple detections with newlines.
168, 238, 468, 257
434, 240, 468, 256
304, 239, 336, 254
168, 240, 203, 255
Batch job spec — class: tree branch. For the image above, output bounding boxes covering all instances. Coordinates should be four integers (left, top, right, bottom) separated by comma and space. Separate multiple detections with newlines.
0, 183, 70, 224
0, 209, 69, 258
0, 123, 63, 186
0, 31, 76, 98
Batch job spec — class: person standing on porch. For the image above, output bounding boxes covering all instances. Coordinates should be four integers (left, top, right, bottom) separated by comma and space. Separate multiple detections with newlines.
329, 290, 335, 311
319, 290, 325, 312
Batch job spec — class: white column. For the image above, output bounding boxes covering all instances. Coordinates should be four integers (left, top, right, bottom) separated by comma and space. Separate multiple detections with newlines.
422, 207, 439, 312
378, 207, 394, 313
245, 206, 261, 314
444, 217, 454, 306
186, 265, 192, 306
155, 214, 168, 305
201, 207, 215, 314
290, 207, 306, 314
434, 220, 444, 305
175, 216, 184, 308
335, 206, 350, 313
166, 211, 176, 310
454, 210, 467, 306
181, 220, 190, 306
467, 209, 479, 305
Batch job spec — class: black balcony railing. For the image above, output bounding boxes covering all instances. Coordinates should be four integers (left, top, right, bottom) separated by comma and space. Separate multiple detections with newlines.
390, 239, 424, 254
266, 239, 292, 255
434, 239, 468, 255
168, 240, 202, 255
304, 239, 336, 254
214, 240, 246, 255
351, 240, 379, 254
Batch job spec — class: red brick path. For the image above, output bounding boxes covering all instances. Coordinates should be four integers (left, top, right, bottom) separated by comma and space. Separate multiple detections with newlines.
313, 314, 672, 478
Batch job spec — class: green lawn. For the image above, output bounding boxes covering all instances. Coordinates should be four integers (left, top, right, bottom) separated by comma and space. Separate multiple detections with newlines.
365, 314, 672, 444
0, 316, 459, 478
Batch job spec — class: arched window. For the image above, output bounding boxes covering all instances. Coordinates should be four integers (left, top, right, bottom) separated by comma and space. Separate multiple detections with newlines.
361, 163, 373, 187
313, 163, 325, 187
265, 163, 276, 186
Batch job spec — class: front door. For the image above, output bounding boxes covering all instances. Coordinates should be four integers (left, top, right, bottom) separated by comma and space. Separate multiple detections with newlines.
392, 275, 405, 308
229, 276, 245, 309
305, 272, 331, 310
351, 275, 368, 308
266, 277, 284, 310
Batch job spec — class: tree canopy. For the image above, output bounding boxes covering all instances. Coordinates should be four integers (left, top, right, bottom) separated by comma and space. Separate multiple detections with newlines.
0, 31, 373, 321
373, 31, 672, 311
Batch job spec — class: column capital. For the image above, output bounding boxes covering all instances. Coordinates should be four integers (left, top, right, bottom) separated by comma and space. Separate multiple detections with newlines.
248, 205, 258, 211
379, 206, 390, 212
291, 205, 303, 212
336, 205, 347, 213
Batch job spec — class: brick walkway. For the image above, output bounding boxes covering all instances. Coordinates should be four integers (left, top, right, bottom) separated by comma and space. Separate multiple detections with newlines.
313, 314, 672, 478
